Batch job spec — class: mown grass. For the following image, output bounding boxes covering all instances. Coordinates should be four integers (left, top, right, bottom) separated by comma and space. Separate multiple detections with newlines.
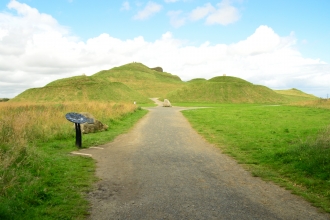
0, 102, 148, 219
181, 104, 330, 212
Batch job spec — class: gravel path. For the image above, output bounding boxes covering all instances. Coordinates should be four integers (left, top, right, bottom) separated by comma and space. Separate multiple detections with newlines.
80, 100, 329, 220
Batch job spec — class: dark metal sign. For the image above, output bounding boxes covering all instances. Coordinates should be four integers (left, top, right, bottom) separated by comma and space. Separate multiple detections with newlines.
65, 112, 88, 124
65, 112, 88, 148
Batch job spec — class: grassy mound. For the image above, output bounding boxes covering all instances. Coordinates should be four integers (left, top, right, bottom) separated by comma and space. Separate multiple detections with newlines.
93, 62, 184, 97
11, 76, 150, 103
11, 63, 184, 103
208, 76, 252, 84
167, 79, 285, 103
275, 88, 318, 102
187, 78, 207, 83
45, 74, 107, 87
10, 62, 318, 104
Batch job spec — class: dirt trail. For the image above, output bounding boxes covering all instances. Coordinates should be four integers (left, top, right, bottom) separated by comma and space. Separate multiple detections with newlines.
79, 100, 329, 220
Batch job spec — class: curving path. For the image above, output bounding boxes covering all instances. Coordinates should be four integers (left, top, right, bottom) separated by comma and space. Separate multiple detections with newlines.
79, 99, 329, 220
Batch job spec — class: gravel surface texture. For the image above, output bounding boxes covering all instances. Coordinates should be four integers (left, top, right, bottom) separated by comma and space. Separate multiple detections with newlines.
79, 99, 329, 220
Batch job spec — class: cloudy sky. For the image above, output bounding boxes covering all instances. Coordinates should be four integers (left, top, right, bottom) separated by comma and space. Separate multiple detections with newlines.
0, 0, 329, 98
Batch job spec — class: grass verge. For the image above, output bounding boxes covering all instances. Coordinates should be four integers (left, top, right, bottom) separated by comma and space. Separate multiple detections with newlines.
181, 104, 330, 212
0, 102, 148, 219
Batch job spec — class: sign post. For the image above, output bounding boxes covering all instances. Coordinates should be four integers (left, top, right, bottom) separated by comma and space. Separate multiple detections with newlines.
65, 112, 88, 148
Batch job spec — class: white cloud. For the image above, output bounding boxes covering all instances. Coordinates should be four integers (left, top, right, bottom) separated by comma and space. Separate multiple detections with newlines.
164, 0, 191, 3
133, 1, 162, 20
301, 39, 308, 44
121, 1, 130, 11
189, 3, 215, 21
0, 1, 329, 98
228, 25, 292, 56
167, 10, 186, 28
175, 0, 240, 27
205, 0, 241, 25
7, 0, 64, 30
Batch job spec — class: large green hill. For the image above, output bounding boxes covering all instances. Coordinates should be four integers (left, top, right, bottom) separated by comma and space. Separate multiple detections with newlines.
10, 63, 317, 104
93, 62, 184, 97
11, 63, 184, 103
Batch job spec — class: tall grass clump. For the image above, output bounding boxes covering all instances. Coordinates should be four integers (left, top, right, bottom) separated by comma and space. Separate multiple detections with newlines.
0, 101, 140, 219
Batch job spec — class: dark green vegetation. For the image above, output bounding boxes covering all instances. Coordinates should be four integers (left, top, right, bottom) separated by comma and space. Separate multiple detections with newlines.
10, 62, 317, 104
0, 107, 148, 219
181, 104, 330, 212
0, 98, 9, 102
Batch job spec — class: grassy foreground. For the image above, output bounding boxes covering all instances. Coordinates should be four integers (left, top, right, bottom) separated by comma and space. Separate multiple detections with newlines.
0, 102, 148, 219
181, 103, 330, 212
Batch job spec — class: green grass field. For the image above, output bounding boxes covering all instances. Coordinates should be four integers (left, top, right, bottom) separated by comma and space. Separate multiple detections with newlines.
181, 104, 330, 212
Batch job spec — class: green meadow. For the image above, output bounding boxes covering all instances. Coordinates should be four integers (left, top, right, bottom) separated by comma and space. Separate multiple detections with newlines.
180, 103, 330, 212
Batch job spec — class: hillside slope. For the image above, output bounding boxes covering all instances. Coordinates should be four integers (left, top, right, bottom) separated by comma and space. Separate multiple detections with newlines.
10, 62, 317, 104
93, 62, 184, 97
11, 75, 150, 103
166, 76, 286, 103
274, 88, 318, 102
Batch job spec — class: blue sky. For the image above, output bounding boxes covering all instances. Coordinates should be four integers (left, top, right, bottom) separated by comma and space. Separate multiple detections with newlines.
0, 0, 329, 98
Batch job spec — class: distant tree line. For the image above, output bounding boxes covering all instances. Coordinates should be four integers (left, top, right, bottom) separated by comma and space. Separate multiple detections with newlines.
0, 98, 10, 102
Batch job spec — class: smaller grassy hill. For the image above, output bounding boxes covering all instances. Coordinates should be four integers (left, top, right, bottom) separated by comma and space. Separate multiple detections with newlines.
166, 76, 286, 103
208, 76, 252, 84
187, 78, 207, 83
93, 62, 184, 97
11, 75, 150, 103
275, 88, 318, 102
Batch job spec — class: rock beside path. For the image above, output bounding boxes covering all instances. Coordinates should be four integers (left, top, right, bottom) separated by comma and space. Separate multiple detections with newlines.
79, 112, 108, 134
